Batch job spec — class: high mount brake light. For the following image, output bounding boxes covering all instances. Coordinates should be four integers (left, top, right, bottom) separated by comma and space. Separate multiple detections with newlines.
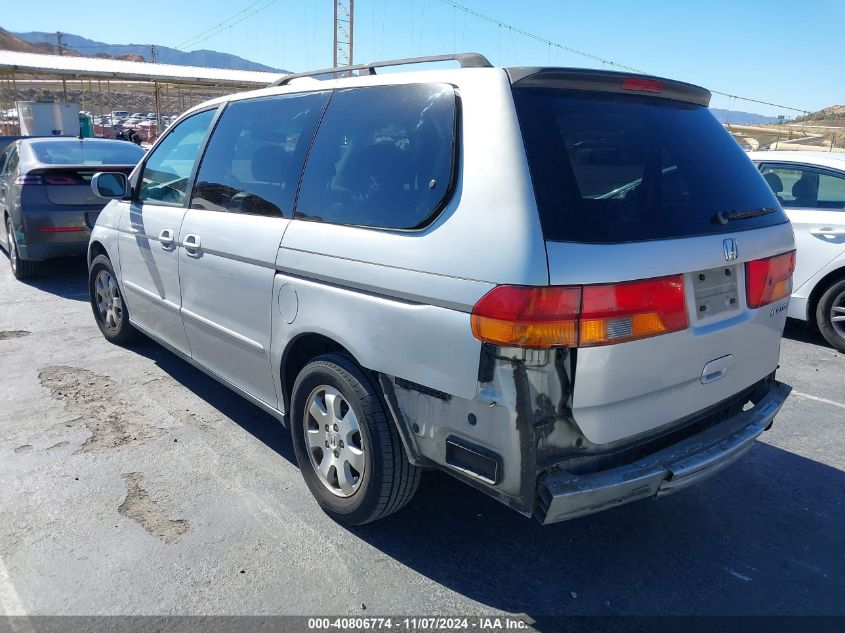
745, 251, 795, 309
471, 275, 688, 349
621, 78, 664, 93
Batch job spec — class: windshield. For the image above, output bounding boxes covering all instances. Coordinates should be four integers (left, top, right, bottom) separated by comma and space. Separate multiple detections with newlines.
513, 89, 787, 242
29, 140, 145, 166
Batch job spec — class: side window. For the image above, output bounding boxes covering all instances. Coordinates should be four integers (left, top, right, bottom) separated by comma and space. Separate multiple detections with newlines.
138, 108, 216, 207
296, 83, 457, 230
0, 149, 9, 176
5, 148, 19, 176
191, 91, 330, 217
760, 164, 845, 210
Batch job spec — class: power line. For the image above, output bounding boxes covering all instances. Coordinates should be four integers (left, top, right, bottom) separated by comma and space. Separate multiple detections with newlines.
175, 0, 279, 51
439, 0, 811, 114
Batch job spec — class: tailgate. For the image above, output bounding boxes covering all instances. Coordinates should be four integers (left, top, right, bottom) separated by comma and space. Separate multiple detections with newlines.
512, 74, 795, 445
546, 225, 794, 444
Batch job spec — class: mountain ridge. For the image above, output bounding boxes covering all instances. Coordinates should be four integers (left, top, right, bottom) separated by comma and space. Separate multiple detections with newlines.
12, 30, 288, 73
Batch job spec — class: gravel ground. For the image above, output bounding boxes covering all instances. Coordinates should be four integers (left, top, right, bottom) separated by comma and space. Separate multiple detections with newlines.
0, 255, 843, 623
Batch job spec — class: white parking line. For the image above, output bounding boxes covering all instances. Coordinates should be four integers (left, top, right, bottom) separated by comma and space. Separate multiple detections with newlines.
792, 391, 845, 411
0, 556, 25, 616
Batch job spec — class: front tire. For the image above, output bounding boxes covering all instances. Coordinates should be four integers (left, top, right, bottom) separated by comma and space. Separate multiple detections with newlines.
5, 217, 38, 280
290, 353, 420, 525
89, 254, 138, 345
816, 277, 845, 353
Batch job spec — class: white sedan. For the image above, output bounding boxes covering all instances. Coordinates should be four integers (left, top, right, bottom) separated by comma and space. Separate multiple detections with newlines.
750, 151, 845, 352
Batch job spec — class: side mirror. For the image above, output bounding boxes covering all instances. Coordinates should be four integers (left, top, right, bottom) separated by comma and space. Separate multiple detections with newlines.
91, 172, 128, 199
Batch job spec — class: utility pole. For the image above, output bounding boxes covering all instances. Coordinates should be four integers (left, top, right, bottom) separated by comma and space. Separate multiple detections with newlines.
56, 31, 68, 101
150, 45, 162, 140
333, 0, 354, 75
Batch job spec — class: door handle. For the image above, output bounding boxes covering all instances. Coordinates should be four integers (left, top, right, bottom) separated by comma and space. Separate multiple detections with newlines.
159, 228, 175, 248
182, 233, 202, 253
809, 228, 845, 238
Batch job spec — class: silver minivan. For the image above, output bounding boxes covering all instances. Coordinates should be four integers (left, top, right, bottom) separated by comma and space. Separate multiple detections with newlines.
87, 54, 794, 525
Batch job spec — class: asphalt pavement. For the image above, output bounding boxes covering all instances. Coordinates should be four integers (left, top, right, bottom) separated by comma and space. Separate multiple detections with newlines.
0, 255, 842, 625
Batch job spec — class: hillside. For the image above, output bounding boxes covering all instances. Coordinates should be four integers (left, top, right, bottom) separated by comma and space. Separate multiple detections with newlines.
13, 30, 287, 73
0, 26, 53, 54
793, 104, 845, 127
709, 108, 780, 125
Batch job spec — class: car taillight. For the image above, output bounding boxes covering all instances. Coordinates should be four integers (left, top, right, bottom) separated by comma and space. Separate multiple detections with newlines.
470, 286, 581, 348
471, 275, 688, 349
745, 251, 796, 309
14, 174, 44, 186
43, 175, 80, 185
579, 275, 688, 346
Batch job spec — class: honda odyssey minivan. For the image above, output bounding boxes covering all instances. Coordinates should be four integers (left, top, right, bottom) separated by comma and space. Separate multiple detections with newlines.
87, 54, 794, 525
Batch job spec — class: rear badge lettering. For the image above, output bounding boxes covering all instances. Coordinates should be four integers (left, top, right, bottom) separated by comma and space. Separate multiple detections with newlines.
770, 303, 788, 317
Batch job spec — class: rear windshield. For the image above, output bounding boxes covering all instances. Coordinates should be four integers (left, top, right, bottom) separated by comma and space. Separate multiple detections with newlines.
29, 140, 145, 166
513, 89, 787, 242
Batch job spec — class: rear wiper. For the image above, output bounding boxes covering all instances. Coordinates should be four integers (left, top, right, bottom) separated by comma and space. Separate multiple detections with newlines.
711, 207, 776, 225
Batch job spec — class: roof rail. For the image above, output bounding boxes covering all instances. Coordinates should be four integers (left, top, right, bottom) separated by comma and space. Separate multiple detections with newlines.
269, 53, 493, 87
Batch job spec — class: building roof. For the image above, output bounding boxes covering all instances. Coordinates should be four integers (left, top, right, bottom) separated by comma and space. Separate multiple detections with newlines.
0, 50, 284, 88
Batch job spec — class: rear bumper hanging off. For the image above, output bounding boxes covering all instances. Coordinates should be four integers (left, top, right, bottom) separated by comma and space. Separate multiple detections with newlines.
535, 380, 791, 524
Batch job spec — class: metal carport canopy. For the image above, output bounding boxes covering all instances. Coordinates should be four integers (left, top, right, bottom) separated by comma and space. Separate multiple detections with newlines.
0, 50, 284, 88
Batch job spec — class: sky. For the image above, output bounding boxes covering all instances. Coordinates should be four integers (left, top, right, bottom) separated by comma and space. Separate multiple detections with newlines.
4, 0, 844, 117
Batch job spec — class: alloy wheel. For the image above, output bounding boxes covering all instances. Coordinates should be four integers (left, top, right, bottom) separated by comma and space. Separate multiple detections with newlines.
6, 221, 17, 273
94, 269, 123, 331
304, 385, 365, 498
831, 289, 845, 339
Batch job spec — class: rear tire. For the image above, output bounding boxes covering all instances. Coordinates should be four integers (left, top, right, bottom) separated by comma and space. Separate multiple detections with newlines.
290, 353, 420, 525
5, 217, 38, 280
816, 277, 845, 353
89, 254, 139, 345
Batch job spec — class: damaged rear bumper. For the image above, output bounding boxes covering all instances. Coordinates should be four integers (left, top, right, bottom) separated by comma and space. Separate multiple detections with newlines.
535, 380, 791, 524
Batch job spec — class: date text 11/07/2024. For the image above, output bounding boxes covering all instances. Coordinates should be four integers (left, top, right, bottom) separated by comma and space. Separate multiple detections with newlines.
307, 617, 530, 630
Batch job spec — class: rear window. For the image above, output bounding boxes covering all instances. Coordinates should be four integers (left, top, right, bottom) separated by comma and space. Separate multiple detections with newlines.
513, 89, 788, 242
29, 140, 145, 166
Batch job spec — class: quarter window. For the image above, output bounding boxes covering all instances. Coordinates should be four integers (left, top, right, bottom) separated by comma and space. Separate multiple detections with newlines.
760, 164, 845, 210
296, 83, 457, 230
191, 92, 330, 217
5, 148, 19, 176
138, 108, 216, 207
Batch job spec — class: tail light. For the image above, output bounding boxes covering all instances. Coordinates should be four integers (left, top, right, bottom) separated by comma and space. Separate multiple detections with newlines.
745, 251, 795, 309
43, 175, 81, 185
14, 174, 44, 186
470, 286, 581, 348
471, 275, 688, 349
14, 174, 82, 186
579, 276, 688, 346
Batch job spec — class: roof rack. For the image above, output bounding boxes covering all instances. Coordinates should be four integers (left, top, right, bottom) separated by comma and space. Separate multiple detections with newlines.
269, 53, 493, 87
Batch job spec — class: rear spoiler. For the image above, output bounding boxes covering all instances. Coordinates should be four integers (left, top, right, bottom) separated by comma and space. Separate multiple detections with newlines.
506, 67, 711, 107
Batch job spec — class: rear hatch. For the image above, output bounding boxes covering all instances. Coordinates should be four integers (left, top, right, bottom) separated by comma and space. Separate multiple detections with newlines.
25, 138, 142, 226
510, 69, 795, 445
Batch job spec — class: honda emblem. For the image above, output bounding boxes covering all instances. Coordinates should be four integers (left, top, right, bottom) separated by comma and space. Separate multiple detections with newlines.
723, 238, 738, 262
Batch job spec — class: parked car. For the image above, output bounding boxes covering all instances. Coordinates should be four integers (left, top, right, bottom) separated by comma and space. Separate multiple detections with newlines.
750, 151, 845, 352
87, 54, 794, 526
0, 137, 145, 279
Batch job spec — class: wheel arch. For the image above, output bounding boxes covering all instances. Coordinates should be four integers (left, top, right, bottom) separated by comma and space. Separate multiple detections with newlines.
88, 240, 109, 268
281, 332, 364, 418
